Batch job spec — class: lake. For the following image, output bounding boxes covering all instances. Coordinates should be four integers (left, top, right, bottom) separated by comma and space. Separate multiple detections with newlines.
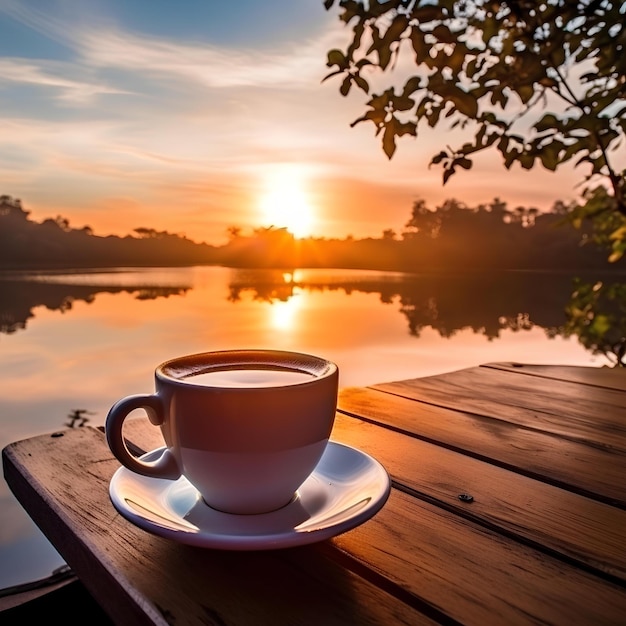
0, 265, 614, 589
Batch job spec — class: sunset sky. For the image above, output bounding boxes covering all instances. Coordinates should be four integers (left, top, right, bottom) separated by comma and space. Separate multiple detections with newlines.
0, 0, 586, 245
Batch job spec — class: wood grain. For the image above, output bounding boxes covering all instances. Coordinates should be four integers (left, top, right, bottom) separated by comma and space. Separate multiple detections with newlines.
332, 489, 626, 626
372, 367, 626, 452
2, 427, 435, 626
329, 412, 626, 583
118, 407, 626, 584
7, 426, 626, 626
483, 362, 626, 391
338, 386, 626, 507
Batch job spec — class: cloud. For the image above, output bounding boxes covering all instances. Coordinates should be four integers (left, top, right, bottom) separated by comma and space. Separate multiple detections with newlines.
0, 58, 131, 103
0, 0, 340, 93
76, 30, 329, 90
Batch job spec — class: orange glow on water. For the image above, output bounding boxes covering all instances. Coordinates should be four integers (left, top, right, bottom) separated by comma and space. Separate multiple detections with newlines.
269, 290, 303, 331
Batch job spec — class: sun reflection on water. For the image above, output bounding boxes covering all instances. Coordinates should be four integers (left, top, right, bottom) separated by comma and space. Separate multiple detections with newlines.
269, 291, 303, 331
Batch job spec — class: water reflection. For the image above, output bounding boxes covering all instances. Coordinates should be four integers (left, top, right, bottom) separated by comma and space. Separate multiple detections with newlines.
0, 271, 190, 334
225, 268, 625, 365
270, 294, 303, 331
2, 268, 624, 366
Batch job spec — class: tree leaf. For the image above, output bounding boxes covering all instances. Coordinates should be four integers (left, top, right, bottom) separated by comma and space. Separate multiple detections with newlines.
321, 69, 343, 84
466, 57, 478, 77
413, 6, 445, 22
382, 124, 397, 159
426, 105, 442, 127
396, 121, 417, 137
327, 49, 348, 69
410, 28, 426, 62
536, 113, 559, 132
431, 151, 448, 165
338, 0, 363, 24
377, 41, 392, 70
363, 108, 387, 126
340, 76, 352, 96
490, 88, 508, 108
609, 225, 626, 241
519, 153, 535, 170
517, 84, 534, 104
482, 16, 499, 44
368, 91, 391, 110
432, 24, 455, 44
449, 88, 478, 118
402, 76, 422, 97
447, 46, 466, 74
354, 75, 369, 93
385, 15, 410, 43
393, 94, 415, 111
443, 166, 456, 184
504, 148, 519, 169
485, 133, 499, 147
539, 144, 560, 171
539, 77, 558, 87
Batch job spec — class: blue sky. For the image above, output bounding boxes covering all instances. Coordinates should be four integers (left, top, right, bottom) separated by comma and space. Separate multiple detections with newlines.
0, 0, 584, 243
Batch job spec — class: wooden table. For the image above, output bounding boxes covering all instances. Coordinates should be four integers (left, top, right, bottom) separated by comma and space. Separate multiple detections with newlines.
3, 362, 626, 625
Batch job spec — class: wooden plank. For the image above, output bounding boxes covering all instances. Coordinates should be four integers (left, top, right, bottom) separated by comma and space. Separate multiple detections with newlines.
109, 419, 626, 624
372, 366, 626, 452
483, 362, 626, 391
1, 428, 436, 626
332, 489, 626, 626
115, 412, 626, 583
9, 425, 626, 626
117, 414, 626, 582
329, 411, 626, 583
338, 386, 626, 508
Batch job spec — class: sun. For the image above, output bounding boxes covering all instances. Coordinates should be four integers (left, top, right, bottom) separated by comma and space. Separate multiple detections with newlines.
258, 166, 315, 238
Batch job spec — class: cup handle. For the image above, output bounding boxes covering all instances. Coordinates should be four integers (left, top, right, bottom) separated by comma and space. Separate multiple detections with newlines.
105, 394, 181, 480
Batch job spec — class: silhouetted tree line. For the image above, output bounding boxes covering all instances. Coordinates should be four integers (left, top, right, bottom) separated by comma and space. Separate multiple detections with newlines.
0, 196, 219, 269
222, 197, 617, 272
0, 194, 619, 271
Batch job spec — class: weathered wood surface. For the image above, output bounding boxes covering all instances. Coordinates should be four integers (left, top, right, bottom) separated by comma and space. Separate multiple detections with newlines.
373, 365, 626, 451
484, 361, 626, 391
2, 427, 432, 626
3, 363, 626, 625
338, 386, 626, 507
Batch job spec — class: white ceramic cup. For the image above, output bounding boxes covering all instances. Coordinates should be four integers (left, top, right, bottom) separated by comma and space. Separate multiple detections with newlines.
105, 350, 339, 514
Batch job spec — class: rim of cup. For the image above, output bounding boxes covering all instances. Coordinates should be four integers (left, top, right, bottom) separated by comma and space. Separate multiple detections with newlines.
155, 349, 338, 389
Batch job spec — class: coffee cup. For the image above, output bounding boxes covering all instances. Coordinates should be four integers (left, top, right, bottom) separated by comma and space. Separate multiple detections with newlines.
105, 349, 339, 514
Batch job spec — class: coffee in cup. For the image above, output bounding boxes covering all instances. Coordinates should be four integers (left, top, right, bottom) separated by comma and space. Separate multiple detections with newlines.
105, 350, 339, 514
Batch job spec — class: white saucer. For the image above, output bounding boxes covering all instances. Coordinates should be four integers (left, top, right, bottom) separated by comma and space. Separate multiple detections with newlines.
109, 441, 391, 550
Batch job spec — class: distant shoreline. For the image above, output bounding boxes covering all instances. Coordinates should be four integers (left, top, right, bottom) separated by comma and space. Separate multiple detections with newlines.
1, 263, 625, 276
2, 195, 623, 274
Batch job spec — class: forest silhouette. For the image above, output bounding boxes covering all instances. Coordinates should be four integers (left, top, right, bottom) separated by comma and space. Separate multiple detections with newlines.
0, 194, 619, 272
2, 194, 624, 365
